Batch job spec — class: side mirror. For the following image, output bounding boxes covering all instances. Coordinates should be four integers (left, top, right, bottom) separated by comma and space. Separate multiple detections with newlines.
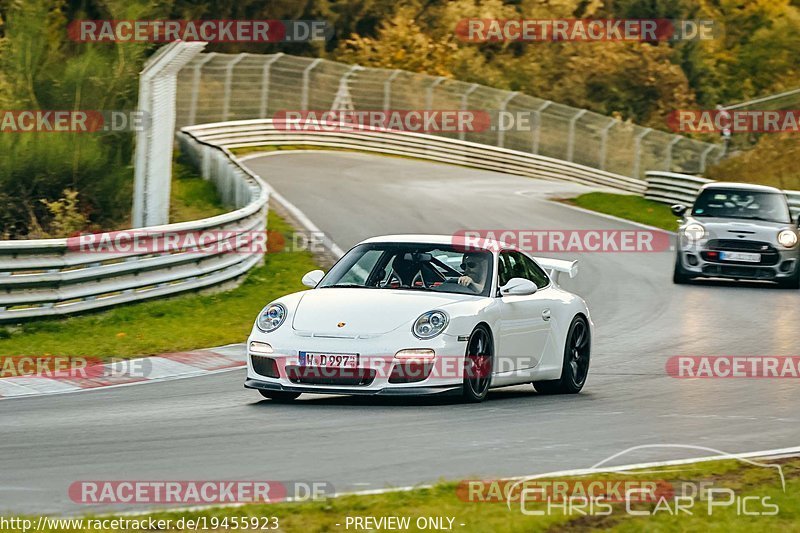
500, 277, 538, 296
301, 269, 324, 288
671, 204, 688, 217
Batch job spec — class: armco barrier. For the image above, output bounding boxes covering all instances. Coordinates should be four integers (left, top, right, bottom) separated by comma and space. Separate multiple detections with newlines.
0, 136, 268, 323
181, 119, 648, 194
645, 171, 800, 218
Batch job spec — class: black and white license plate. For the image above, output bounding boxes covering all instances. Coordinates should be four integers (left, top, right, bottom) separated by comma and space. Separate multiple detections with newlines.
719, 251, 761, 263
299, 352, 359, 368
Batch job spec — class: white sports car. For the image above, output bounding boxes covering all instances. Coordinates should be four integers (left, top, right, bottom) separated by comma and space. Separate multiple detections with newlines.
244, 235, 592, 402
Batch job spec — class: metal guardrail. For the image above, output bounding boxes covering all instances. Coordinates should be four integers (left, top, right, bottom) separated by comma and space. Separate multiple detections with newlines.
183, 119, 647, 194
645, 171, 800, 218
0, 136, 268, 322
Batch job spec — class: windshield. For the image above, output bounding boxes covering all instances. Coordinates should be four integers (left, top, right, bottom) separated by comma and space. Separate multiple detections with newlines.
318, 243, 495, 297
692, 189, 791, 224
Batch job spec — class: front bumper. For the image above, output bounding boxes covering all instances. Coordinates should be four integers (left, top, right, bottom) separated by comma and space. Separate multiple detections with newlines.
678, 239, 800, 281
245, 330, 468, 396
244, 378, 462, 396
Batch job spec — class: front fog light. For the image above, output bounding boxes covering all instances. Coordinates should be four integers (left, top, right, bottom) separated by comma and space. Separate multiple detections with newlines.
778, 230, 798, 248
249, 341, 273, 354
395, 349, 436, 361
413, 311, 449, 339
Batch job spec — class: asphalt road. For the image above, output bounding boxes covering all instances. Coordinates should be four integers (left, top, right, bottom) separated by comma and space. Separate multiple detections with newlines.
1, 152, 798, 515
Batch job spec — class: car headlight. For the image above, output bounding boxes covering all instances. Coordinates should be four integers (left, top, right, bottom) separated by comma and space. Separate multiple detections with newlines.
256, 303, 286, 332
683, 223, 706, 241
778, 229, 798, 248
413, 310, 449, 339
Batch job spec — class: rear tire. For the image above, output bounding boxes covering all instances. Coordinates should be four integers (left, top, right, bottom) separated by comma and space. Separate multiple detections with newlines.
673, 252, 691, 284
533, 315, 590, 395
258, 390, 301, 402
461, 325, 493, 403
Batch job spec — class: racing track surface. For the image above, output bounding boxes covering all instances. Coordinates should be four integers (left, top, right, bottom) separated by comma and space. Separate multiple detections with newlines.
2, 152, 799, 515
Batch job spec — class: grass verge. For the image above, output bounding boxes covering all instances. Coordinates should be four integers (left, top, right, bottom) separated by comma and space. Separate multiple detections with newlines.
0, 211, 318, 359
4, 456, 797, 532
559, 192, 680, 232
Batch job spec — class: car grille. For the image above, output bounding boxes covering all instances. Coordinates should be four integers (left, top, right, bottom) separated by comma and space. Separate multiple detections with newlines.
701, 264, 776, 279
250, 355, 279, 378
285, 366, 376, 386
702, 239, 779, 266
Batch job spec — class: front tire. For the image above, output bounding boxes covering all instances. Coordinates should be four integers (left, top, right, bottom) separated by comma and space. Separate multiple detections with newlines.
778, 267, 800, 289
533, 315, 590, 395
461, 325, 493, 403
258, 390, 301, 402
673, 252, 691, 284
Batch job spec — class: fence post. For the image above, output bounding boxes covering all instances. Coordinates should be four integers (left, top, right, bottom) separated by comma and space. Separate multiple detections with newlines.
222, 53, 247, 121
532, 101, 551, 154
497, 92, 519, 148
133, 42, 206, 228
459, 84, 479, 141
599, 118, 617, 171
698, 144, 717, 174
259, 53, 283, 118
632, 127, 651, 179
426, 76, 446, 110
665, 136, 682, 171
566, 109, 587, 162
187, 52, 215, 126
383, 69, 402, 112
301, 58, 323, 111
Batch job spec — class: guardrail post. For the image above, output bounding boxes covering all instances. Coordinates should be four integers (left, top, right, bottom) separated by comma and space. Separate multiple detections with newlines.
531, 101, 551, 154
497, 91, 519, 148
632, 127, 651, 179
698, 144, 717, 174
222, 54, 247, 121
301, 58, 323, 111
664, 136, 682, 171
426, 76, 446, 111
383, 69, 402, 112
459, 84, 479, 141
187, 52, 215, 126
259, 53, 283, 118
566, 109, 587, 162
599, 118, 617, 171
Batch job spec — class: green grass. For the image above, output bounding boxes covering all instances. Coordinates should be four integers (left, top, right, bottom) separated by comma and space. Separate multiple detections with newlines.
0, 211, 318, 359
561, 192, 680, 232
5, 457, 797, 532
169, 160, 227, 223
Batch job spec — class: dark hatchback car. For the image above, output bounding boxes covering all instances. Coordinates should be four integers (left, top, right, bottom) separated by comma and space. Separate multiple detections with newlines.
672, 182, 800, 288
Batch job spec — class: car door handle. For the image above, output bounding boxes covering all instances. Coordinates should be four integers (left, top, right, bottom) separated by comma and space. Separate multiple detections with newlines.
542, 308, 551, 321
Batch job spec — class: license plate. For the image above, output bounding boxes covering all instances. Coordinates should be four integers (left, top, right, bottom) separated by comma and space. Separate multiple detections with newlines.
719, 251, 761, 263
299, 352, 359, 368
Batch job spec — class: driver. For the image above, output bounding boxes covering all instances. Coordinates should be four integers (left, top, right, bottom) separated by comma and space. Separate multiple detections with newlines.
457, 253, 490, 293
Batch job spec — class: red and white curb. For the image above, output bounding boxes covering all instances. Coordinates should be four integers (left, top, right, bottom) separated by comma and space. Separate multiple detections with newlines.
0, 343, 245, 399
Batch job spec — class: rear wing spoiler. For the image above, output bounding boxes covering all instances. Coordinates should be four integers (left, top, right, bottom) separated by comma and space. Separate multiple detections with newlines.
532, 257, 578, 284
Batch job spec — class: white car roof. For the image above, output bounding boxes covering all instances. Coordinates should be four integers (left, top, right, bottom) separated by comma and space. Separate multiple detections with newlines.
358, 234, 511, 252
700, 182, 784, 194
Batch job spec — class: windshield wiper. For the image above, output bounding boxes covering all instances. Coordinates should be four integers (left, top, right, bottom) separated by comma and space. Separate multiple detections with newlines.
321, 283, 370, 289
